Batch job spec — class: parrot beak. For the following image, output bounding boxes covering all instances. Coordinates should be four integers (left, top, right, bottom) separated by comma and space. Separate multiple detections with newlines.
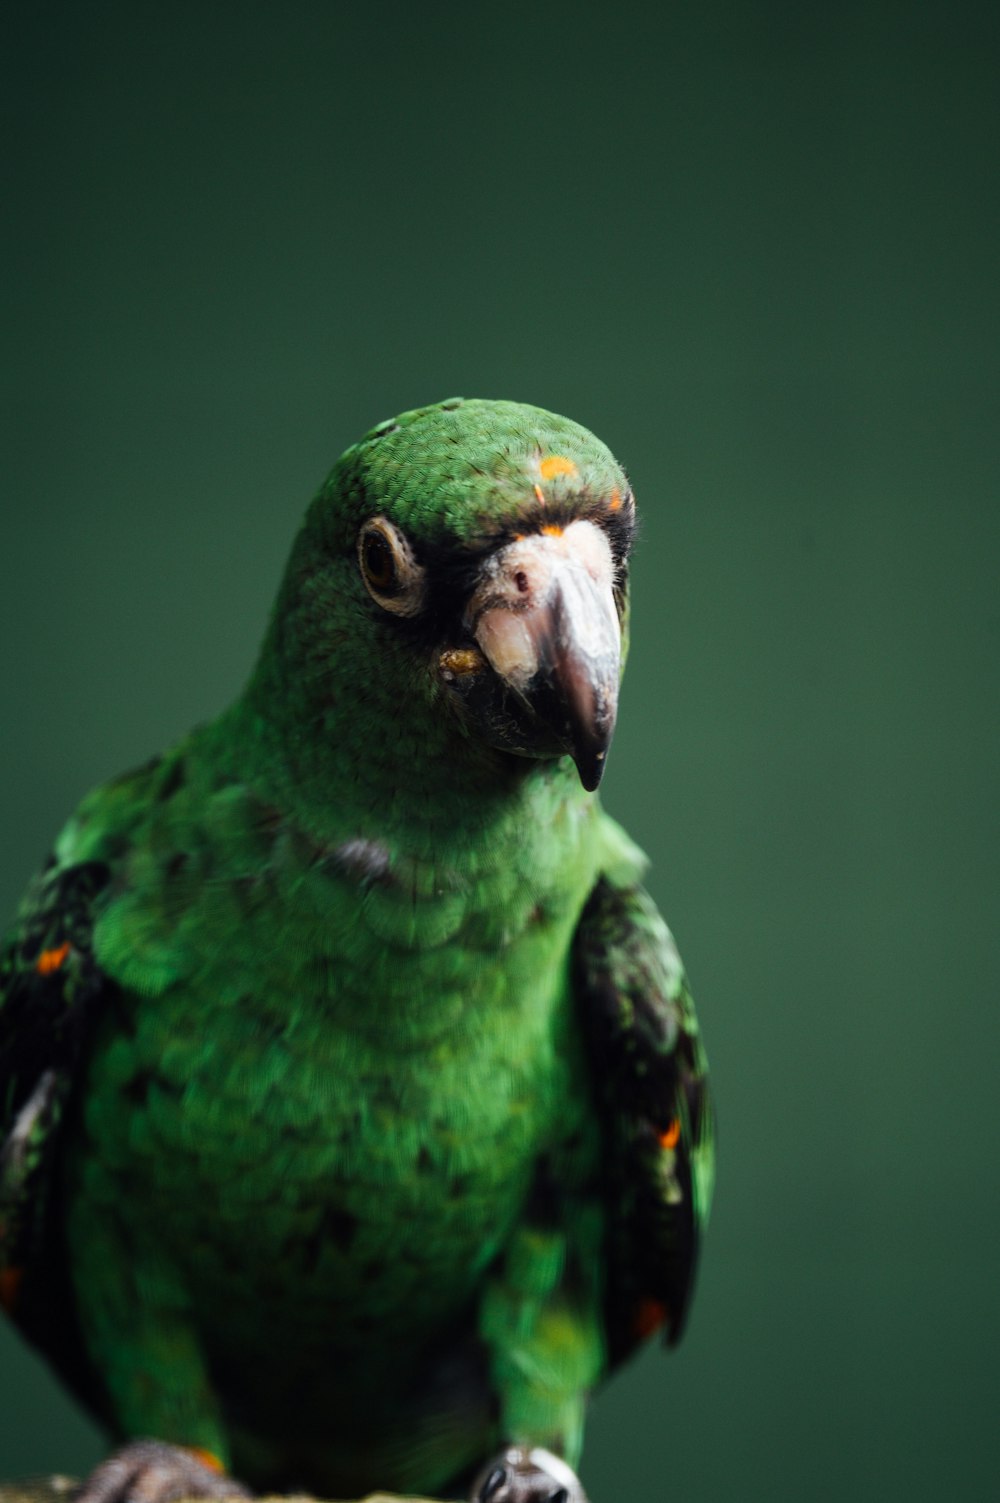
463, 521, 622, 790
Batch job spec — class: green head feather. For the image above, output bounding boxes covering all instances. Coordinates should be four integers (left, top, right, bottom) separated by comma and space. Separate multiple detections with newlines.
326, 397, 629, 546
242, 399, 634, 836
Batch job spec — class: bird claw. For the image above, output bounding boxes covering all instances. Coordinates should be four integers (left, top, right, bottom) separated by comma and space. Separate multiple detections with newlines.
470, 1446, 587, 1503
74, 1439, 250, 1503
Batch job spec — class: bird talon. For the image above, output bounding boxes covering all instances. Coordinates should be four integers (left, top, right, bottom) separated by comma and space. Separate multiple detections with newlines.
471, 1447, 586, 1502
74, 1440, 249, 1503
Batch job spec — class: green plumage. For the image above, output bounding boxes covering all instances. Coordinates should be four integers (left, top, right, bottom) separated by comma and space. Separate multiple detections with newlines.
1, 399, 713, 1501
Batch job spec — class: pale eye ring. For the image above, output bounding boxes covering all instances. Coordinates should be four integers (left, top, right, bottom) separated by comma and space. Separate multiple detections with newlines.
356, 517, 425, 616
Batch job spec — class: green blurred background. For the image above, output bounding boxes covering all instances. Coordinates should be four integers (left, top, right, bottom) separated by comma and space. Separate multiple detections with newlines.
2, 2, 998, 1498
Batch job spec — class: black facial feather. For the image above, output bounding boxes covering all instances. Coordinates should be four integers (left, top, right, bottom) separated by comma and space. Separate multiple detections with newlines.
353, 486, 636, 649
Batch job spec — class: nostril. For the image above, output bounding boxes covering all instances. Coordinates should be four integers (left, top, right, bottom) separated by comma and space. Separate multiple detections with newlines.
514, 570, 529, 594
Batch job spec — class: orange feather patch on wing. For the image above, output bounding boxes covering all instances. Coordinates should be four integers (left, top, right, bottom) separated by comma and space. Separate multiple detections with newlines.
35, 941, 70, 976
633, 1296, 669, 1339
0, 1267, 24, 1314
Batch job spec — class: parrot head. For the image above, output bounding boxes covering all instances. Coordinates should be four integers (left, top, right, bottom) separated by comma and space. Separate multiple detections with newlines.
257, 398, 635, 798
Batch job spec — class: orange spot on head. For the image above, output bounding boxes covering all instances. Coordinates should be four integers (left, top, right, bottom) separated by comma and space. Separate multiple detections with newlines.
634, 1296, 669, 1340
35, 941, 70, 976
0, 1267, 23, 1314
185, 1449, 224, 1474
533, 483, 546, 506
609, 487, 622, 511
540, 523, 565, 537
539, 454, 578, 481
659, 1118, 681, 1151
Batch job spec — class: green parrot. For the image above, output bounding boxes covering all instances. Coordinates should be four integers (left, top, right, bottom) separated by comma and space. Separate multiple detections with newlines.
0, 399, 713, 1503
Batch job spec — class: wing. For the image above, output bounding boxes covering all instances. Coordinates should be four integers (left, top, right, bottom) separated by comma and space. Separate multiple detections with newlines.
0, 851, 117, 1408
574, 876, 714, 1368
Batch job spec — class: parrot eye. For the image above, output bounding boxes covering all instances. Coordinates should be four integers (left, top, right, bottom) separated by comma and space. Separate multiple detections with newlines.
357, 517, 426, 616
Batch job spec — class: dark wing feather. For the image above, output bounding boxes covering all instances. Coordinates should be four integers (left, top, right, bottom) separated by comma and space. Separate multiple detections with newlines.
0, 853, 116, 1409
574, 876, 714, 1368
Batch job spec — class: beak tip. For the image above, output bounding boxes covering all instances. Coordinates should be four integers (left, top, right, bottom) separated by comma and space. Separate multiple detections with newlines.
572, 743, 609, 793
